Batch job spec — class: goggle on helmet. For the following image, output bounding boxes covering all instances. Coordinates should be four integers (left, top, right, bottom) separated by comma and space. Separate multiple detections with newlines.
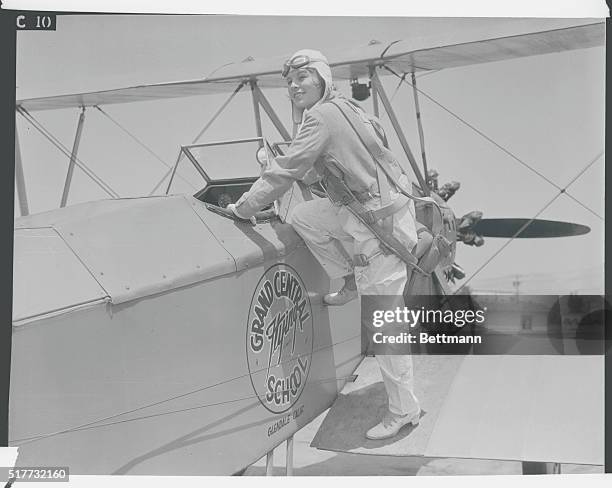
281, 54, 327, 78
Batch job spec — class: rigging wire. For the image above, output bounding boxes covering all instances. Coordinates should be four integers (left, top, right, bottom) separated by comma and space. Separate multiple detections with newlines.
384, 70, 440, 118
382, 65, 603, 221
453, 151, 603, 295
390, 70, 441, 102
94, 106, 197, 193
12, 333, 361, 445
415, 69, 442, 80
15, 374, 359, 443
411, 72, 429, 184
17, 107, 120, 199
388, 73, 406, 104
95, 106, 170, 169
148, 81, 246, 196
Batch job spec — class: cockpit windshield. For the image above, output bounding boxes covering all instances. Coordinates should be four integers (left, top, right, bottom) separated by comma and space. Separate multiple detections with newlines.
167, 137, 266, 195
184, 138, 265, 181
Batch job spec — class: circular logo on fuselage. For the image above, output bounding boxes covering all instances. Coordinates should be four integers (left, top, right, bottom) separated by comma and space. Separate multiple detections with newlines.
246, 263, 313, 414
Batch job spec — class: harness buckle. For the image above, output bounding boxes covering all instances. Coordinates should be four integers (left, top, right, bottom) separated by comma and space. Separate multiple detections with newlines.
363, 210, 376, 225
339, 193, 353, 205
352, 254, 369, 267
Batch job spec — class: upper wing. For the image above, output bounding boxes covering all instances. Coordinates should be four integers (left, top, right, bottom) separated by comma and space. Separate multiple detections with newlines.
18, 19, 603, 111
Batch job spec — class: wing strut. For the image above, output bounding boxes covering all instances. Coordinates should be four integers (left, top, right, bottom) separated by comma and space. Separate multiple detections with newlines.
250, 80, 264, 145
252, 83, 292, 142
370, 70, 429, 195
60, 107, 86, 208
369, 66, 380, 118
410, 72, 429, 187
164, 149, 185, 195
14, 128, 29, 216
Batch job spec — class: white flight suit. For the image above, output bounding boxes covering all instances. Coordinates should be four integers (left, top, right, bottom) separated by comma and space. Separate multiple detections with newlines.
290, 186, 420, 416
235, 96, 420, 416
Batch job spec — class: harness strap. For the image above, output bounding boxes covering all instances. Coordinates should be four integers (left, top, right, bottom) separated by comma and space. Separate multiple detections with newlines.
327, 100, 441, 212
321, 166, 408, 224
368, 194, 408, 224
318, 99, 449, 276
322, 166, 425, 272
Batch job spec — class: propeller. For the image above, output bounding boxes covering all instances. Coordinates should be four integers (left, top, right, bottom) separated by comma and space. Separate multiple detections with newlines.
456, 211, 590, 246
473, 218, 590, 238
429, 173, 590, 243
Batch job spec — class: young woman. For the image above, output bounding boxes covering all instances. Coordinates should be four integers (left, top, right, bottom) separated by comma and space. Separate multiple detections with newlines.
228, 49, 421, 440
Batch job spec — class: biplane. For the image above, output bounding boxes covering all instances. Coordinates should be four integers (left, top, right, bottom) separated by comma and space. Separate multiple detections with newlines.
10, 17, 605, 476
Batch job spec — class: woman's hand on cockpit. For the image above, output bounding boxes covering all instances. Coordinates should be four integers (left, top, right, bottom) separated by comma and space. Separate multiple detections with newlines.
226, 203, 257, 225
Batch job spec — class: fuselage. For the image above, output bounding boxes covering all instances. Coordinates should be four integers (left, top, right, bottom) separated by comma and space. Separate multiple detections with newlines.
11, 194, 362, 474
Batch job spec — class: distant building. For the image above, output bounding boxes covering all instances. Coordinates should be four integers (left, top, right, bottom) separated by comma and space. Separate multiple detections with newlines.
474, 294, 552, 334
472, 293, 607, 355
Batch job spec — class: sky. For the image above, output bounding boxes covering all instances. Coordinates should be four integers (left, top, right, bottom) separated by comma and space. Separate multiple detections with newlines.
14, 15, 606, 293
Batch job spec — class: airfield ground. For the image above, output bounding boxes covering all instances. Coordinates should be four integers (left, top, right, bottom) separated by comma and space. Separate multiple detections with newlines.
245, 410, 603, 476
246, 355, 603, 476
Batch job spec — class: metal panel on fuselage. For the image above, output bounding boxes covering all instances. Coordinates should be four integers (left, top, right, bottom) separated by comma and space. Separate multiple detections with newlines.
13, 196, 237, 307
189, 195, 303, 272
50, 196, 236, 304
13, 228, 108, 323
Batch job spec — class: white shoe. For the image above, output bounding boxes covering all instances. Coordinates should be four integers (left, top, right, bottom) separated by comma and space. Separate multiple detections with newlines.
323, 286, 358, 306
365, 409, 421, 440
